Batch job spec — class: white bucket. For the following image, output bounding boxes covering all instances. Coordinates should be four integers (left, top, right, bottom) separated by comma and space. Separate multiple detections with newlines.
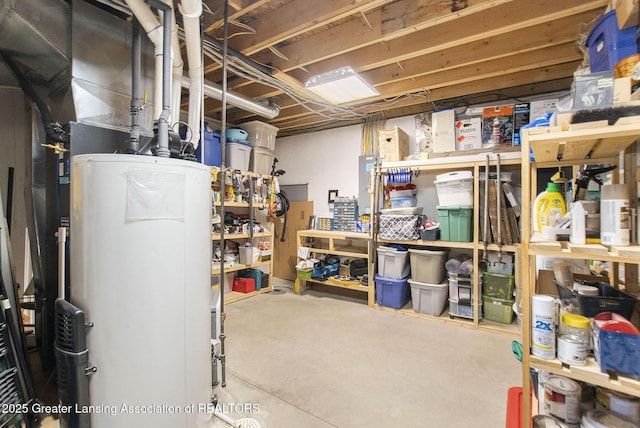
239, 246, 259, 265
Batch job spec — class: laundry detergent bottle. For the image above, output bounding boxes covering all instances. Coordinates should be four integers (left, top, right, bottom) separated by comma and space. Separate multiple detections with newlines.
533, 182, 566, 232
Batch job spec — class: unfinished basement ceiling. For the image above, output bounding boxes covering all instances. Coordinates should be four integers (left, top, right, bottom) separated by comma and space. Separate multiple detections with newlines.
197, 0, 608, 136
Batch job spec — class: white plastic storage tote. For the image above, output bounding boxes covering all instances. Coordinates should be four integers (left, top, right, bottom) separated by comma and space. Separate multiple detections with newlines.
434, 171, 473, 207
408, 279, 449, 316
408, 248, 449, 283
377, 246, 410, 279
239, 120, 278, 150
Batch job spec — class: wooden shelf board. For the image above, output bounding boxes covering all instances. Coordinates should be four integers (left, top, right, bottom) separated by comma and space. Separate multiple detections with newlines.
212, 260, 271, 274
373, 304, 485, 330
380, 150, 521, 171
301, 277, 369, 292
529, 356, 640, 396
213, 232, 273, 240
224, 286, 273, 304
528, 243, 640, 264
214, 201, 269, 209
305, 247, 368, 258
527, 119, 640, 162
297, 230, 370, 240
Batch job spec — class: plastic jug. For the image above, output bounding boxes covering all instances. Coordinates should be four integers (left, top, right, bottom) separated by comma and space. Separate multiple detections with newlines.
533, 182, 566, 232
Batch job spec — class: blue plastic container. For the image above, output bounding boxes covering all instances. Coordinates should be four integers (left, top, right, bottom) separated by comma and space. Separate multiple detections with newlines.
586, 10, 639, 73
237, 268, 262, 291
375, 274, 410, 309
194, 131, 222, 167
390, 196, 417, 209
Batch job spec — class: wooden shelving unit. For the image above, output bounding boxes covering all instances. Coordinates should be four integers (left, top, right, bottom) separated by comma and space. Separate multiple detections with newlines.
373, 151, 522, 336
212, 171, 275, 304
520, 119, 640, 423
294, 229, 373, 305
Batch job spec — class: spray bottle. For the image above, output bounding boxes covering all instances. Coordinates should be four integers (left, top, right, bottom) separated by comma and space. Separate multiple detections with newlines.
533, 182, 566, 233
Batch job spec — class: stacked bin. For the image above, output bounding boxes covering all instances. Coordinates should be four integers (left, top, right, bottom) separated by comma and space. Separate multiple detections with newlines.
375, 246, 411, 309
434, 171, 473, 242
240, 121, 278, 175
407, 248, 449, 316
481, 271, 515, 323
448, 272, 479, 320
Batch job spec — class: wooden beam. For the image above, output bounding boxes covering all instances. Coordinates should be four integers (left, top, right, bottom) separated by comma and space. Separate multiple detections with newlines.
288, 0, 606, 78
207, 0, 391, 57
247, 0, 511, 73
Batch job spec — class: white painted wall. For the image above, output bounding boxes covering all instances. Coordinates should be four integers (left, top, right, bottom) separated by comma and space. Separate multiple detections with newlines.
275, 115, 416, 218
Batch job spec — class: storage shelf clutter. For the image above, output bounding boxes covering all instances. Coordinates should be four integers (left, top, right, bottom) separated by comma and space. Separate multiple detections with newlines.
519, 112, 640, 425
373, 149, 522, 334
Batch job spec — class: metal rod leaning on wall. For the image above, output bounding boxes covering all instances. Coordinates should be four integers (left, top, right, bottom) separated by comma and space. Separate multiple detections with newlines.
496, 154, 503, 260
483, 155, 490, 261
218, 0, 229, 389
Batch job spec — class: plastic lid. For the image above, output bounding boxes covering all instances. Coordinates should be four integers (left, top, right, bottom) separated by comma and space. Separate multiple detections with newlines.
546, 182, 561, 192
577, 285, 599, 296
562, 313, 590, 329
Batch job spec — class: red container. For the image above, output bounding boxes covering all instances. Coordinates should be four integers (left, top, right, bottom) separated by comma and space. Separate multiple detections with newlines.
232, 278, 255, 293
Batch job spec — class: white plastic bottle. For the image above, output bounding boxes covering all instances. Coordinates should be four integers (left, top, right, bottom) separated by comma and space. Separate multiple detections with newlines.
570, 201, 586, 245
601, 184, 630, 246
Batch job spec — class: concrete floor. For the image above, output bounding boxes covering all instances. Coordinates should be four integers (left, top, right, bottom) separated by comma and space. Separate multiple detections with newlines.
209, 278, 522, 428
38, 278, 522, 427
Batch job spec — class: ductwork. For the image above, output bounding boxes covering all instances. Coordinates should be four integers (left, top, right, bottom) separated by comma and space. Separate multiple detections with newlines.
183, 76, 281, 120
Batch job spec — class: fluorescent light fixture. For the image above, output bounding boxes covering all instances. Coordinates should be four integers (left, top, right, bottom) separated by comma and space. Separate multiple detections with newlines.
305, 66, 379, 104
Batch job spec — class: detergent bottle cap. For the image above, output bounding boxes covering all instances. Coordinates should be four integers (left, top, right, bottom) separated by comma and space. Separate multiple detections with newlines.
546, 182, 561, 193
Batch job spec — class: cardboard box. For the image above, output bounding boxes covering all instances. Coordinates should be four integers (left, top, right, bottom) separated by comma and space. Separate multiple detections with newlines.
512, 103, 531, 146
536, 269, 609, 296
454, 118, 482, 151
482, 105, 514, 147
615, 0, 640, 29
530, 98, 559, 120
378, 127, 410, 161
614, 76, 632, 104
431, 109, 456, 153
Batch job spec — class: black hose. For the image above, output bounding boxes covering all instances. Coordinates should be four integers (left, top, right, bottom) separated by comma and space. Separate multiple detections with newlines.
275, 190, 290, 242
0, 51, 67, 144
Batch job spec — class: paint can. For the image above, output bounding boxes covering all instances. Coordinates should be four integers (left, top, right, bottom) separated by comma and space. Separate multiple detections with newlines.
532, 295, 556, 359
543, 375, 582, 425
532, 415, 569, 427
595, 388, 640, 426
557, 334, 588, 366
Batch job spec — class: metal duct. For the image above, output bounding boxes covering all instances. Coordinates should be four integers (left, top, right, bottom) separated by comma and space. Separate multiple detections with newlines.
0, 0, 70, 82
182, 76, 281, 120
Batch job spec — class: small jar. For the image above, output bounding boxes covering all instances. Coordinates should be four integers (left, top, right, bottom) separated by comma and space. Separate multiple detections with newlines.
560, 313, 590, 338
557, 313, 590, 366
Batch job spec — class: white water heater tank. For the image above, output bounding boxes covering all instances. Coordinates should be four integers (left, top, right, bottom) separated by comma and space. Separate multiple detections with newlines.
70, 154, 212, 427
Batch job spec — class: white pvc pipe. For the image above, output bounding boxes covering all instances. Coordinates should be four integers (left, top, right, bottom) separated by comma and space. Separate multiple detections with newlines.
180, 0, 203, 148
161, 0, 184, 126
125, 0, 164, 120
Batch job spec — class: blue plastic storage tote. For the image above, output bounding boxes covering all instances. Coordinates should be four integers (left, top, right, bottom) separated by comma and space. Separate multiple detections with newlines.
194, 131, 222, 167
375, 275, 410, 309
586, 10, 639, 73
